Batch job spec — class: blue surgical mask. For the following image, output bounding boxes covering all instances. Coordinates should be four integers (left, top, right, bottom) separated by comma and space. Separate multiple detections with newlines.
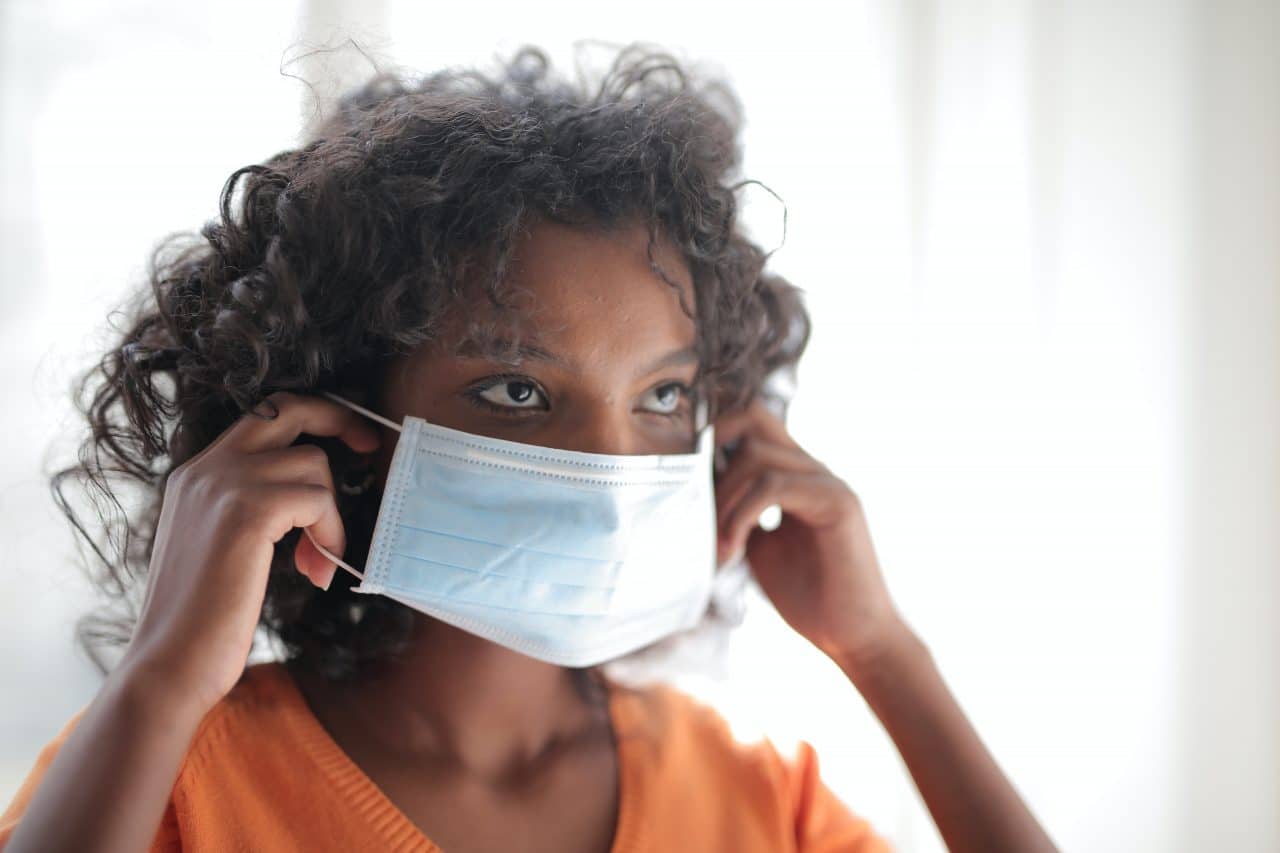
304, 391, 719, 668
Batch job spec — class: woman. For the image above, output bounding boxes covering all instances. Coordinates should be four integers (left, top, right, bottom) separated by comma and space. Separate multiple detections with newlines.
0, 44, 1057, 851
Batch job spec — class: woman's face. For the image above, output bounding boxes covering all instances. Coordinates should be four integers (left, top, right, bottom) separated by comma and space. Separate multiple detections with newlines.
369, 218, 701, 485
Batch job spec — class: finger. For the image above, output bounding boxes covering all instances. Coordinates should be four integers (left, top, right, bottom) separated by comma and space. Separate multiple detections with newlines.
295, 533, 339, 591
713, 394, 797, 451
246, 444, 346, 589
225, 390, 383, 457
248, 479, 347, 592
714, 433, 821, 523
718, 469, 847, 560
247, 443, 339, 486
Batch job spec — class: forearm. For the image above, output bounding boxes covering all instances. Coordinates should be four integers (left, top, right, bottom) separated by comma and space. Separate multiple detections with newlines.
836, 622, 1058, 853
6, 660, 208, 853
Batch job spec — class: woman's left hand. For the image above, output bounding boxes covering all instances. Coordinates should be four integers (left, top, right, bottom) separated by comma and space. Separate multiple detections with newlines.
713, 395, 905, 664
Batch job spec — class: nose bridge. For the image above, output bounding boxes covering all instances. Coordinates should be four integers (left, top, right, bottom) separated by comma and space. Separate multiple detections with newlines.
564, 400, 635, 456
560, 395, 708, 456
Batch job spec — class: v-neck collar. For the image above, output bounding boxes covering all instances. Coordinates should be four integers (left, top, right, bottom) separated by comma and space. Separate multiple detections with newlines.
268, 662, 644, 852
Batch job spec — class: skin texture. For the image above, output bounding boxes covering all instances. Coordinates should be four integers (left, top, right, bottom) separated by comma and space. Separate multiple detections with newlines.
7, 219, 1058, 852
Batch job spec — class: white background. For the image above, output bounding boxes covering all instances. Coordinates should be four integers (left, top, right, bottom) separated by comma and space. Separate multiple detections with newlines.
1, 1, 1276, 850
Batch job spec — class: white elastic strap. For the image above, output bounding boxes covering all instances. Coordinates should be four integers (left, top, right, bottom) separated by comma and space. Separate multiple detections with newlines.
321, 390, 403, 432
304, 388, 396, 582
303, 526, 365, 581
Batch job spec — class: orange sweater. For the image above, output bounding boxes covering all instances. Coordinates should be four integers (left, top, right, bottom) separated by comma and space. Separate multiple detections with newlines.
0, 662, 892, 851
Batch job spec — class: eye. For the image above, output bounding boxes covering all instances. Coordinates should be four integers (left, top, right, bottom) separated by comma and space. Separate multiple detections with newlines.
466, 376, 549, 415
640, 382, 690, 417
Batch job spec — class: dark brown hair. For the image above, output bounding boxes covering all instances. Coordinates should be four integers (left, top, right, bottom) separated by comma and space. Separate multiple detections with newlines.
51, 42, 810, 692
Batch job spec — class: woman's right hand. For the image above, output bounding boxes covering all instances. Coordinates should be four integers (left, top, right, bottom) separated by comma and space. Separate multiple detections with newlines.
1, 391, 382, 853
118, 390, 382, 717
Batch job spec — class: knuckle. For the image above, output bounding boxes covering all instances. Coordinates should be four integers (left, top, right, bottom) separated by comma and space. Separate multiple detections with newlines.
832, 485, 861, 517
180, 465, 210, 497
844, 486, 863, 512
302, 447, 337, 490
313, 482, 338, 504
759, 468, 784, 492
215, 482, 258, 522
301, 482, 338, 513
247, 390, 293, 420
171, 459, 213, 497
311, 481, 335, 500
297, 443, 329, 469
167, 460, 192, 488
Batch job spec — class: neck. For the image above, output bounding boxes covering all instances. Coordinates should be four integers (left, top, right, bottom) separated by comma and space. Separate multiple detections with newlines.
297, 614, 610, 782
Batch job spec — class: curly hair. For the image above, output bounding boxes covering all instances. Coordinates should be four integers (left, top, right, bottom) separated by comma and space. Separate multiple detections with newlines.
50, 42, 811, 696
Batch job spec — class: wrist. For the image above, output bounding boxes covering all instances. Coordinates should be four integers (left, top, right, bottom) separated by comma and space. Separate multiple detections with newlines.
109, 655, 219, 732
830, 614, 930, 689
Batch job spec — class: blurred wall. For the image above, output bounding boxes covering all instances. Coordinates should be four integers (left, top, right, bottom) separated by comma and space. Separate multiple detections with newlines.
1180, 1, 1280, 847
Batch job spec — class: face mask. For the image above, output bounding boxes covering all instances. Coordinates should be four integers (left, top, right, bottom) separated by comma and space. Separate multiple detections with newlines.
302, 390, 720, 668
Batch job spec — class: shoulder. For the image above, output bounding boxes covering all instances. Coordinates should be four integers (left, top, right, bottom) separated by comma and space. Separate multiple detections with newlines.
143, 661, 352, 847
2, 661, 301, 791
611, 678, 802, 785
609, 679, 894, 851
0, 662, 295, 850
175, 660, 301, 778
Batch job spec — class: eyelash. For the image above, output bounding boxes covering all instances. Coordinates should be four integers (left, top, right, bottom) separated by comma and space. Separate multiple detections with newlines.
464, 374, 693, 420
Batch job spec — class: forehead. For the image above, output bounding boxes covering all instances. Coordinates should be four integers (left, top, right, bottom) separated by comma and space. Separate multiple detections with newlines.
443, 218, 697, 361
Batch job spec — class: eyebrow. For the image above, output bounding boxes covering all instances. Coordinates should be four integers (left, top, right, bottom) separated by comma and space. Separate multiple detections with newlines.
454, 335, 698, 380
635, 344, 699, 379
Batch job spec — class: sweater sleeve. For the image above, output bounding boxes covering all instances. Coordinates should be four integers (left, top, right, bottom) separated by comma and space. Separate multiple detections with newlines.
771, 738, 894, 853
0, 709, 182, 851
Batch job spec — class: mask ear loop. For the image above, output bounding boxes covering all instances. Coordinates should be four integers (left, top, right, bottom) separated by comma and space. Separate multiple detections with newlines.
303, 528, 366, 582
298, 390, 407, 583
320, 390, 403, 432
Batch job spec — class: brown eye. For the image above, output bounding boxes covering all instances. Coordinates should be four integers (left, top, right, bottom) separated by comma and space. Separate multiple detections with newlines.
469, 376, 548, 413
641, 382, 689, 417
